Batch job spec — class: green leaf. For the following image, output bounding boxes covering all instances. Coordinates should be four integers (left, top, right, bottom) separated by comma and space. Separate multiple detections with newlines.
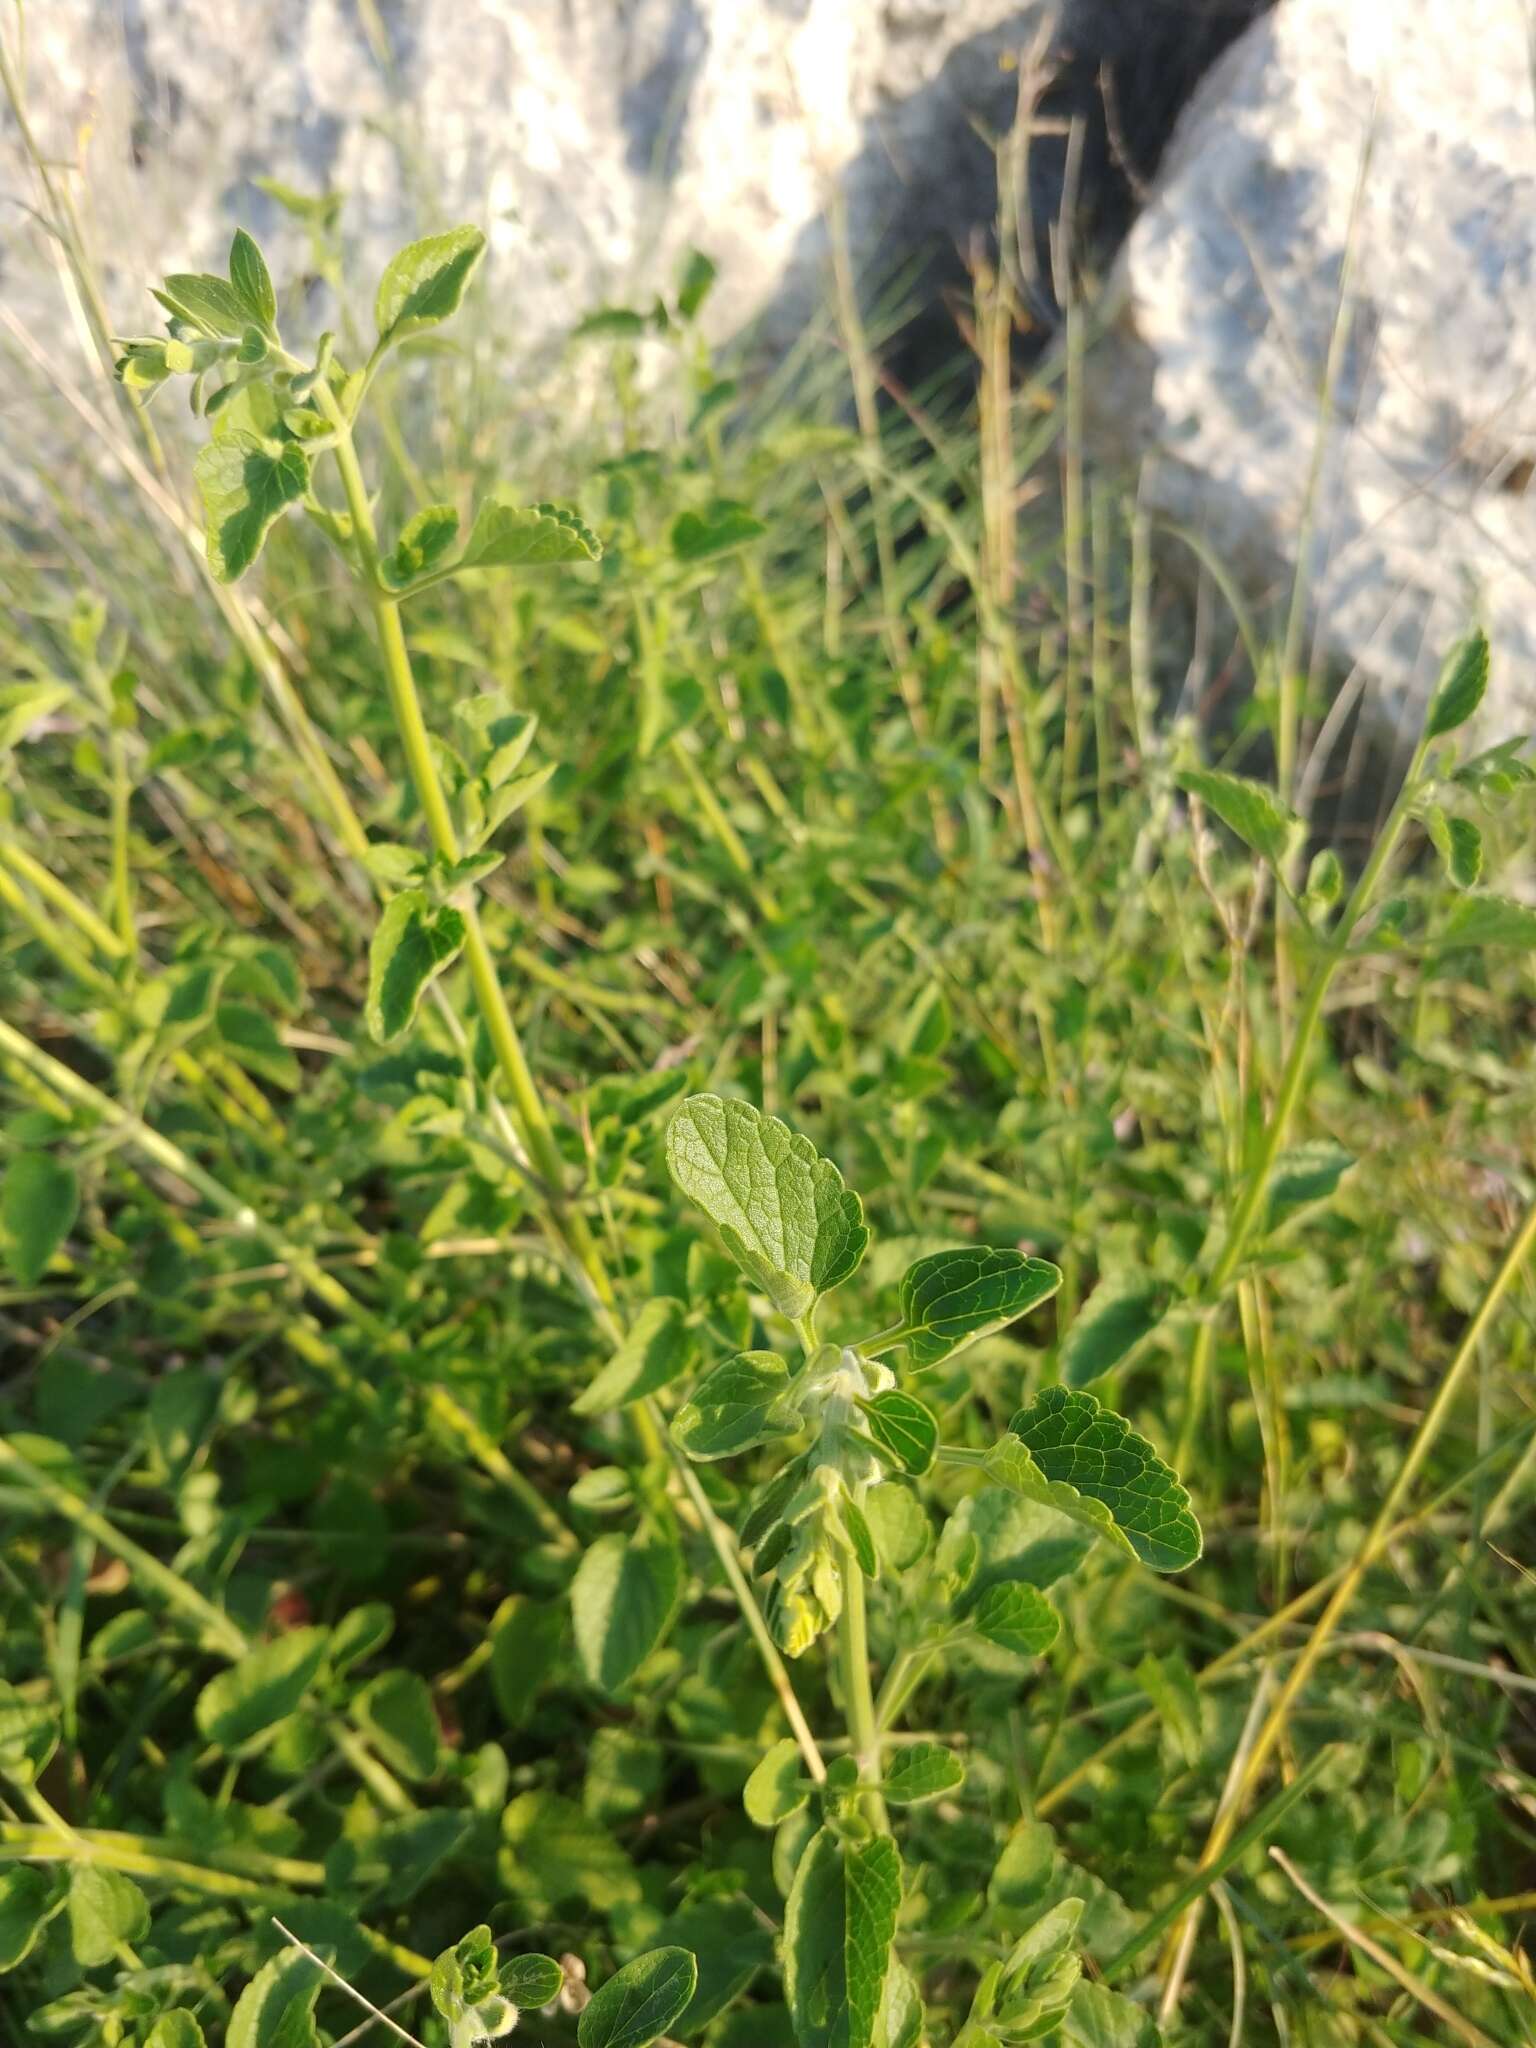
880, 1741, 964, 1805
652, 1897, 773, 2034
499, 1790, 640, 1917
502, 1954, 565, 2009
744, 1736, 808, 1826
859, 1390, 938, 1475
670, 502, 766, 561
145, 2013, 208, 2048
1425, 629, 1490, 739
461, 492, 602, 569
489, 1595, 564, 1728
431, 1924, 498, 2021
194, 431, 309, 582
579, 1946, 698, 2048
672, 1351, 803, 1460
0, 1681, 58, 1787
840, 1495, 879, 1578
215, 1001, 301, 1091
228, 229, 276, 328
571, 1533, 681, 1693
572, 1297, 692, 1414
1059, 1281, 1167, 1388
1176, 766, 1300, 867
1305, 846, 1343, 908
154, 271, 250, 337
228, 1948, 323, 2048
194, 1626, 330, 1749
0, 680, 69, 750
1439, 892, 1536, 950
382, 504, 461, 590
985, 1387, 1201, 1573
330, 1602, 394, 1673
0, 1867, 57, 1972
968, 1581, 1060, 1662
2, 1151, 78, 1286
863, 1483, 931, 1572
349, 1669, 440, 1780
665, 1094, 868, 1319
1267, 1141, 1354, 1221
366, 888, 468, 1044
1061, 1980, 1160, 2048
783, 1827, 901, 2048
676, 248, 718, 321
66, 1863, 148, 1968
896, 1246, 1062, 1368
1136, 1650, 1203, 1767
1445, 815, 1484, 887
375, 225, 486, 345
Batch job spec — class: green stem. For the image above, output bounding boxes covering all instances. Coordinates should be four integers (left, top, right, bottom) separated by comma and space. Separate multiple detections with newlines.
838, 1542, 888, 1832
313, 386, 616, 1316
1203, 740, 1425, 1305
308, 387, 827, 1783
662, 1425, 826, 1785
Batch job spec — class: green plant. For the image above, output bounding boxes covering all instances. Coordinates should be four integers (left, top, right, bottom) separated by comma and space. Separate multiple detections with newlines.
0, 67, 1532, 2048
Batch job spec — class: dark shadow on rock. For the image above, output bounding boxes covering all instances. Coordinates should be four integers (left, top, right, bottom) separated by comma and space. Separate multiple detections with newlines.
741, 0, 1273, 394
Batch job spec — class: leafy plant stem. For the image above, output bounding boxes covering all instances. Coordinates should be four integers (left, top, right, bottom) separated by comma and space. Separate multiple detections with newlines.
312, 383, 617, 1314
837, 1535, 889, 1833
659, 1417, 827, 1785
1178, 739, 1429, 1449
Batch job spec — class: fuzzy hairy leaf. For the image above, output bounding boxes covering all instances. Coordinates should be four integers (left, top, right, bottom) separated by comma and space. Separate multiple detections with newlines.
860, 1390, 938, 1475
571, 1533, 681, 1693
897, 1246, 1062, 1367
228, 229, 276, 329
502, 1954, 565, 2008
744, 1736, 808, 1826
985, 1387, 1201, 1573
194, 431, 309, 582
665, 1094, 868, 1319
67, 1865, 149, 1968
969, 1581, 1060, 1662
784, 1827, 902, 2048
1425, 629, 1490, 739
366, 889, 467, 1044
1176, 766, 1299, 867
382, 503, 461, 590
579, 1947, 698, 2048
155, 271, 249, 337
881, 1742, 964, 1805
462, 493, 602, 569
228, 1949, 323, 2048
375, 225, 486, 344
672, 1351, 803, 1460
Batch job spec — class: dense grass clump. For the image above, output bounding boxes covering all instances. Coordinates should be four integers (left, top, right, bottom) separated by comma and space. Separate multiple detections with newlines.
1, 73, 1535, 2048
